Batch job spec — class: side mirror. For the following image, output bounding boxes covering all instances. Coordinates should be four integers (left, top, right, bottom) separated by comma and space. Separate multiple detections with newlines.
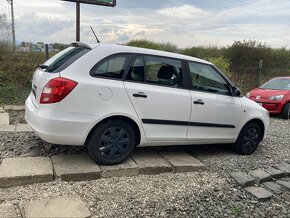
233, 87, 241, 97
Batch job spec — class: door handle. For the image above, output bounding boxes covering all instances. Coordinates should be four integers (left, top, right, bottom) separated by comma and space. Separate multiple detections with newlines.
193, 99, 204, 105
133, 92, 147, 98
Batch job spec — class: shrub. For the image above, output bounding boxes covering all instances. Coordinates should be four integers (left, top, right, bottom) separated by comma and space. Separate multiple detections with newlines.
208, 56, 232, 77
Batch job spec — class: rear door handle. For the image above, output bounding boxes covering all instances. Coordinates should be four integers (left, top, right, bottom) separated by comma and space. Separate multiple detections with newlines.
133, 92, 147, 98
193, 99, 204, 105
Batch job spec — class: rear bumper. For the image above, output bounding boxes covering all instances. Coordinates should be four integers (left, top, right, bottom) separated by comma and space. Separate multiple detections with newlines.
25, 94, 98, 146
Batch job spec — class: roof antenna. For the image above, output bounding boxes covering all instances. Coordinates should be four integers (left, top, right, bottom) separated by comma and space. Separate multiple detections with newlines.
90, 26, 100, 43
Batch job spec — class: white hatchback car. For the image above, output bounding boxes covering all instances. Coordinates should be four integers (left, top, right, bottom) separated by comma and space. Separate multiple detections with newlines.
25, 42, 270, 165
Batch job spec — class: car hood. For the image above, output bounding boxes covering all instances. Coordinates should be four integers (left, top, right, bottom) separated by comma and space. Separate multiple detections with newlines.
250, 88, 290, 98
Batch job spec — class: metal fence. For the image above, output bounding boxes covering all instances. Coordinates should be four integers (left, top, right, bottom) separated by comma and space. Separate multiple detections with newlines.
229, 67, 290, 93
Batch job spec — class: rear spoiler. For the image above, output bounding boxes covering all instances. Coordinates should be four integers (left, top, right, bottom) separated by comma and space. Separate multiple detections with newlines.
70, 42, 93, 49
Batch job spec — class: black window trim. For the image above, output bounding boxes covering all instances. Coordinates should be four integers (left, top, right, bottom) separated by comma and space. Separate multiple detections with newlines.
185, 61, 236, 97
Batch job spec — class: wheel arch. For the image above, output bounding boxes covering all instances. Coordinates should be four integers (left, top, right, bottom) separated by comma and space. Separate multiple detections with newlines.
244, 118, 265, 141
85, 115, 142, 147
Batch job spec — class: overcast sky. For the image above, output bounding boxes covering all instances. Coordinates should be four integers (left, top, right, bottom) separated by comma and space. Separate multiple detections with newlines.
1, 0, 290, 48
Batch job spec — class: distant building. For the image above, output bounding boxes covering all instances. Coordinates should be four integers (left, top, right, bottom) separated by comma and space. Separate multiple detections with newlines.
18, 42, 55, 53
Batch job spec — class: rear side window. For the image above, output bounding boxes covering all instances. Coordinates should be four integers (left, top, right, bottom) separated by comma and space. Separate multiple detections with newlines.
42, 46, 90, 73
91, 54, 131, 79
126, 55, 183, 88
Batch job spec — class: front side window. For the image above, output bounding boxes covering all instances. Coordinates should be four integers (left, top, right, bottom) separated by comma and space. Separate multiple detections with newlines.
189, 62, 230, 95
91, 54, 131, 79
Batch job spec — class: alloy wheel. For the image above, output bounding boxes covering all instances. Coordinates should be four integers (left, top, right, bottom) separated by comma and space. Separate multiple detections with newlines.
241, 128, 259, 153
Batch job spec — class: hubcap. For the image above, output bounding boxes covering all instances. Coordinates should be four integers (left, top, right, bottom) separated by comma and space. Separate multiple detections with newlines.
241, 128, 259, 153
99, 126, 130, 160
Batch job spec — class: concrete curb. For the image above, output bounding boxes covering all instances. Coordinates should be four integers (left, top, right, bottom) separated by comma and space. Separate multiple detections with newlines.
0, 124, 33, 132
0, 152, 206, 188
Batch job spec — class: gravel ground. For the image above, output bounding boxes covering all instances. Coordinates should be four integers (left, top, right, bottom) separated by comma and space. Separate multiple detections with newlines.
0, 116, 290, 217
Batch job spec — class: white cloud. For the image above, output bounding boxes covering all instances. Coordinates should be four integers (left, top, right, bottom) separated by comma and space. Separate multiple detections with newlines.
1, 0, 290, 48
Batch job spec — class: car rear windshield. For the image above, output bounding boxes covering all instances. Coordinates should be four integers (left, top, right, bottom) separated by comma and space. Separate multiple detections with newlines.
41, 46, 91, 73
260, 78, 290, 90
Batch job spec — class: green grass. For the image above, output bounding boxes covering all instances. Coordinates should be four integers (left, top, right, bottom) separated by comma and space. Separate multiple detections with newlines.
0, 84, 31, 105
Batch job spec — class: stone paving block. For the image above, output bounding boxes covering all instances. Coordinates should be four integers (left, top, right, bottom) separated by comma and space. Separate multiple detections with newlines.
263, 181, 284, 194
52, 154, 101, 181
0, 112, 9, 125
131, 150, 172, 175
160, 151, 205, 173
15, 124, 33, 132
264, 166, 286, 179
273, 163, 290, 175
0, 125, 15, 132
249, 168, 272, 183
245, 186, 273, 201
276, 179, 290, 191
22, 195, 91, 218
0, 157, 53, 188
230, 171, 256, 188
4, 105, 25, 111
100, 157, 139, 178
0, 203, 19, 217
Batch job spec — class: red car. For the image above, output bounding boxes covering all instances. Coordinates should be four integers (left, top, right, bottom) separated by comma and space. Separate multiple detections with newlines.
247, 77, 290, 119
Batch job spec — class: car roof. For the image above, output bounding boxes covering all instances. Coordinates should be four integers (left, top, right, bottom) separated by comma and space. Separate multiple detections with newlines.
83, 43, 212, 65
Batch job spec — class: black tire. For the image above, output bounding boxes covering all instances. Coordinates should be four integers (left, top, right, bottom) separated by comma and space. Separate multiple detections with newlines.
88, 119, 136, 165
281, 103, 290, 119
234, 122, 262, 155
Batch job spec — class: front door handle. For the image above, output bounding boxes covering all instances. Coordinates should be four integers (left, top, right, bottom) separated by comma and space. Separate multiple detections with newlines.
193, 99, 204, 105
133, 92, 147, 98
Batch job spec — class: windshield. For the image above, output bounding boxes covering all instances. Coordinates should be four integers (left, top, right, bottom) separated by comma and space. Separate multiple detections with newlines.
260, 78, 290, 90
42, 46, 90, 73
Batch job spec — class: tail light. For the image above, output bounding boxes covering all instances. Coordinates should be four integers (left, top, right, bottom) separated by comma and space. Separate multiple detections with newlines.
40, 77, 78, 104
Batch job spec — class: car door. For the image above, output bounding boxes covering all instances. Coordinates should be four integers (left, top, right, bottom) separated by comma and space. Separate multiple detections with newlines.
186, 61, 242, 143
124, 55, 191, 141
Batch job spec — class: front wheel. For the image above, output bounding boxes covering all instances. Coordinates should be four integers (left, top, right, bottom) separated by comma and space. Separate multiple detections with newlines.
281, 103, 290, 119
88, 120, 136, 165
234, 122, 262, 155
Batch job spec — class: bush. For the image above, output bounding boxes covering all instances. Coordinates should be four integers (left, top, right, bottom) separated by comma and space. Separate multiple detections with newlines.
208, 56, 232, 77
126, 39, 178, 53
226, 40, 272, 68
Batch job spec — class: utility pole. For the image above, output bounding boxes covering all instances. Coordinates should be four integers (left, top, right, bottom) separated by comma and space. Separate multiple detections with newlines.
7, 0, 16, 47
76, 2, 80, 41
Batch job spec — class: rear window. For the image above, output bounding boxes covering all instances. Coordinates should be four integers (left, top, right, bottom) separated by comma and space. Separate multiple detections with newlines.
41, 46, 90, 73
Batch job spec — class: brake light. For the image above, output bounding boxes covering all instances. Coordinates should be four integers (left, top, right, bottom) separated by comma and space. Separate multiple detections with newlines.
40, 78, 78, 104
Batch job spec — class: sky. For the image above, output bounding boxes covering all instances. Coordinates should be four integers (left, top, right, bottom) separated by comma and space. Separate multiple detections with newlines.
1, 0, 290, 48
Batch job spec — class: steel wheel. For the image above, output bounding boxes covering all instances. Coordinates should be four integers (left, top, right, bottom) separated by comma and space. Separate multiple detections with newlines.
241, 128, 259, 153
88, 119, 136, 165
234, 122, 262, 155
99, 126, 130, 160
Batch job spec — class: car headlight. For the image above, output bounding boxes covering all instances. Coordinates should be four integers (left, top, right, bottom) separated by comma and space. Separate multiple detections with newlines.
269, 95, 284, 100
246, 92, 250, 98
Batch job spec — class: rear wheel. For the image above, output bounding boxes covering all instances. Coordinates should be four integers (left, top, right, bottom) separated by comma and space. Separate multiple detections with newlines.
234, 122, 262, 155
88, 120, 136, 165
281, 103, 290, 119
